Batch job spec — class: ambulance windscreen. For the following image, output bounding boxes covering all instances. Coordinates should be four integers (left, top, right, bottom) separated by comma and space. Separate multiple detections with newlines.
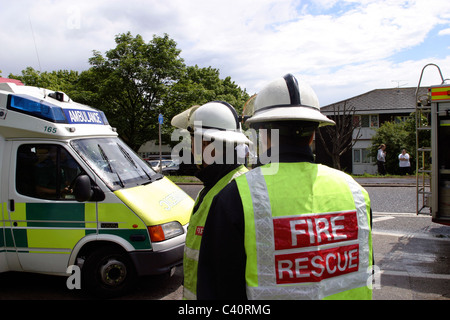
71, 137, 158, 190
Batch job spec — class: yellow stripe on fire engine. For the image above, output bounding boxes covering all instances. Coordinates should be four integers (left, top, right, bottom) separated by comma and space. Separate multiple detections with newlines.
431, 86, 450, 101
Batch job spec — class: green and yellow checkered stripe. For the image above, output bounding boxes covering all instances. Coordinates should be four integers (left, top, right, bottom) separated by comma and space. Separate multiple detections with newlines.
3, 202, 150, 255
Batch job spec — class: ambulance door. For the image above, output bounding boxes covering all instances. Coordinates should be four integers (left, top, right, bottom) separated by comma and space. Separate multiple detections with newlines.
0, 186, 6, 273
0, 138, 5, 272
8, 141, 97, 275
1, 140, 20, 272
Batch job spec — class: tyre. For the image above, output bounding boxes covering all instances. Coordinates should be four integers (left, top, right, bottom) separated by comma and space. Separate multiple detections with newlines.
81, 245, 137, 298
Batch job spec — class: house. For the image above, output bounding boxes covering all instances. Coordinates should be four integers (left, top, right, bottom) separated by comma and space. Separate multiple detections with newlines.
316, 87, 427, 175
138, 140, 172, 159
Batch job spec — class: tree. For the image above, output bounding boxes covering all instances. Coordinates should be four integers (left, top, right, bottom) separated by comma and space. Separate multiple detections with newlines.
163, 65, 249, 138
82, 32, 185, 151
8, 33, 250, 153
9, 67, 80, 94
317, 101, 361, 170
370, 113, 425, 175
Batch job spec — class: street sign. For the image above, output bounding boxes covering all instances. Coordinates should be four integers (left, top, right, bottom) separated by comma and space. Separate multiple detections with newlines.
158, 113, 163, 172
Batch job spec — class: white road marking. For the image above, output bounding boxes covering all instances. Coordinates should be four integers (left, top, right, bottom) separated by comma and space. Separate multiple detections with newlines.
380, 270, 450, 280
373, 216, 395, 222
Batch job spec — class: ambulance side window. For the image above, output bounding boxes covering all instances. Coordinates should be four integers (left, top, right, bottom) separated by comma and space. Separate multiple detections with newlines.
16, 144, 83, 200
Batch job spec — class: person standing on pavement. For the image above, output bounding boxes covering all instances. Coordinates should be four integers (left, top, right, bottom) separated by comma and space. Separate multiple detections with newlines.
197, 74, 373, 300
235, 143, 250, 166
377, 144, 387, 175
398, 148, 411, 175
171, 101, 251, 300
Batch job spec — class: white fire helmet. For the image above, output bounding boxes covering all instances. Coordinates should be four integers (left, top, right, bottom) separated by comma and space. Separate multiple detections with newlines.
244, 74, 335, 126
171, 101, 251, 145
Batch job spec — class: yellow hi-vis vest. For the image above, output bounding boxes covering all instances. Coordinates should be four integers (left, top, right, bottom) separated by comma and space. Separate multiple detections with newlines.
183, 165, 248, 300
235, 163, 373, 300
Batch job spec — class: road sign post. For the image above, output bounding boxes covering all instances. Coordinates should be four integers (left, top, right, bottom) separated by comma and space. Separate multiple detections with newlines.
158, 114, 163, 173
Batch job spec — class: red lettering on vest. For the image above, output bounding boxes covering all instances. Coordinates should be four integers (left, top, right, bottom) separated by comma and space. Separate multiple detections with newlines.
195, 226, 204, 236
275, 244, 359, 284
273, 211, 358, 250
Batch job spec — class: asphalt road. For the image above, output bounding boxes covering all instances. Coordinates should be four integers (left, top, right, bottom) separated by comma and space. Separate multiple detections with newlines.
0, 179, 449, 301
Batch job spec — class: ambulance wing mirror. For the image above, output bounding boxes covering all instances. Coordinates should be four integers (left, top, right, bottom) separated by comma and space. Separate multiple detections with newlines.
73, 175, 105, 202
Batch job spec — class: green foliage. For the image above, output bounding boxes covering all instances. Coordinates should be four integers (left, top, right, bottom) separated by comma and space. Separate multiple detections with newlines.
8, 32, 249, 152
9, 67, 80, 94
370, 114, 427, 174
164, 65, 249, 132
82, 32, 185, 151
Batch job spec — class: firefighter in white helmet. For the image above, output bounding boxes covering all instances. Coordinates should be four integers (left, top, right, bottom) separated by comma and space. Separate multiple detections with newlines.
171, 100, 250, 300
197, 74, 373, 300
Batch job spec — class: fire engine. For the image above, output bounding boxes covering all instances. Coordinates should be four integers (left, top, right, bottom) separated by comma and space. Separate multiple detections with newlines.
415, 64, 450, 225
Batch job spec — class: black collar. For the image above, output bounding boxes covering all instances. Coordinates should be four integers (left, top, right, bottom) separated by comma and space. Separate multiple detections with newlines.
195, 163, 241, 189
255, 145, 314, 167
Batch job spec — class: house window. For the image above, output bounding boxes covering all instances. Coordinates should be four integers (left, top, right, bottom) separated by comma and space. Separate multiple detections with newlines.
362, 149, 372, 163
354, 115, 379, 128
353, 149, 361, 163
361, 115, 370, 127
353, 148, 373, 164
370, 115, 379, 128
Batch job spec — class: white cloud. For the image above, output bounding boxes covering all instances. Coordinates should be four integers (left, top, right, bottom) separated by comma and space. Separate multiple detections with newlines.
438, 28, 450, 36
1, 0, 450, 106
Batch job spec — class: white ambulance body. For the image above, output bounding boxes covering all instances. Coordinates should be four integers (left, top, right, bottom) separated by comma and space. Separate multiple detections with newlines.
0, 82, 193, 297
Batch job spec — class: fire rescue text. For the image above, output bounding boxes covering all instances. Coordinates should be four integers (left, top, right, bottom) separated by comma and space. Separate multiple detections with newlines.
273, 211, 359, 284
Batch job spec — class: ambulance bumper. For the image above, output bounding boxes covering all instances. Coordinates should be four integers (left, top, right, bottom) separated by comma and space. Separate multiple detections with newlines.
129, 241, 184, 276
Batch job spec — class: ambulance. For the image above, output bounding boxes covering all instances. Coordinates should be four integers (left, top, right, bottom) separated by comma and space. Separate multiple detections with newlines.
0, 81, 194, 297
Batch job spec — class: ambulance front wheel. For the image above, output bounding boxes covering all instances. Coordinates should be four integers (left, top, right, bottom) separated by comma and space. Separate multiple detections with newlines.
82, 245, 137, 298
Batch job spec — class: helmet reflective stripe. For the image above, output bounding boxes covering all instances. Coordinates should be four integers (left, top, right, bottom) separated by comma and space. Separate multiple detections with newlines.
284, 74, 301, 106
246, 73, 335, 126
254, 74, 318, 112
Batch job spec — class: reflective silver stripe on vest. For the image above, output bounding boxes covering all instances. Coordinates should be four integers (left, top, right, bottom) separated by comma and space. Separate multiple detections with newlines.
184, 245, 200, 262
245, 167, 371, 300
246, 167, 275, 294
183, 287, 197, 300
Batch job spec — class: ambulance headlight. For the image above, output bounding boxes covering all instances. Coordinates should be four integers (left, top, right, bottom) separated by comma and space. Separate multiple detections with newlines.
148, 221, 184, 242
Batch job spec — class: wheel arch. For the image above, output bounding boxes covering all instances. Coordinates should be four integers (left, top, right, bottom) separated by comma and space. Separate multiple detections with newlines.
68, 234, 135, 268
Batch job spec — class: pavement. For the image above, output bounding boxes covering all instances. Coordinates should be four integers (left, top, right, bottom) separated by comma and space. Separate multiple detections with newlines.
176, 176, 420, 187
354, 176, 418, 187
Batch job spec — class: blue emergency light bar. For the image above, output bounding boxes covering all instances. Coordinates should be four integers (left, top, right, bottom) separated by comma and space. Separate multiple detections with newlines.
8, 94, 67, 123
7, 94, 109, 125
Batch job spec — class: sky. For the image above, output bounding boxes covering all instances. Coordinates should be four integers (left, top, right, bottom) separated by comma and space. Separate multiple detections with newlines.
1, 0, 450, 106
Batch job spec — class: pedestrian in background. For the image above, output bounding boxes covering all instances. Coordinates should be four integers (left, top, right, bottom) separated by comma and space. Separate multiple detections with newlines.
235, 143, 250, 166
377, 144, 386, 175
398, 148, 411, 175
